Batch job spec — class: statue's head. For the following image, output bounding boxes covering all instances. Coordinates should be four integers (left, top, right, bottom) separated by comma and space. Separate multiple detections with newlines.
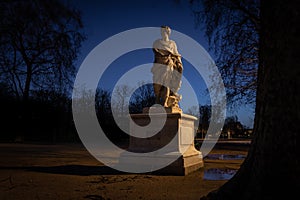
161, 25, 171, 39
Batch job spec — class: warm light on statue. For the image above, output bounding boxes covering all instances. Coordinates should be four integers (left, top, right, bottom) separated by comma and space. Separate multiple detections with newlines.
151, 26, 183, 109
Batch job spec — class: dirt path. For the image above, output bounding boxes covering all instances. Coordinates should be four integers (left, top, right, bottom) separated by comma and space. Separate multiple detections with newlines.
0, 143, 248, 200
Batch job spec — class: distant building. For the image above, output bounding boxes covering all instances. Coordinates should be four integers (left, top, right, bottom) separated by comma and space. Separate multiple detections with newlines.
195, 116, 253, 139
221, 120, 252, 139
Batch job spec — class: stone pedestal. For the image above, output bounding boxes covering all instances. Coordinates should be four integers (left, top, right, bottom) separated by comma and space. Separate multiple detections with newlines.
121, 107, 203, 175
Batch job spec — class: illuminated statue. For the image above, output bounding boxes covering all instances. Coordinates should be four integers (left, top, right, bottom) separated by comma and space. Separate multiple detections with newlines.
151, 26, 183, 108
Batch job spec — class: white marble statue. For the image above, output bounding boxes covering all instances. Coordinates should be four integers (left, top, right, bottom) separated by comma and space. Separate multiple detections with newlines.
151, 26, 183, 108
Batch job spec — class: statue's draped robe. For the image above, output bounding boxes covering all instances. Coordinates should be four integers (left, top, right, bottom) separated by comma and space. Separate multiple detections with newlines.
151, 39, 183, 106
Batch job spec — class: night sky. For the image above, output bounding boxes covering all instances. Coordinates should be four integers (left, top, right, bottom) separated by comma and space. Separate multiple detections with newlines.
70, 0, 254, 127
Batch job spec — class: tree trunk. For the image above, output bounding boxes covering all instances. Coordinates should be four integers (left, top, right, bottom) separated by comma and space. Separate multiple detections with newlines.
201, 1, 299, 199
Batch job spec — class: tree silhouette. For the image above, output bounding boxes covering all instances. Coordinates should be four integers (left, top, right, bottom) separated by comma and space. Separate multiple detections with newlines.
191, 0, 259, 106
0, 0, 85, 141
186, 105, 212, 138
129, 83, 156, 114
201, 0, 299, 199
0, 0, 85, 101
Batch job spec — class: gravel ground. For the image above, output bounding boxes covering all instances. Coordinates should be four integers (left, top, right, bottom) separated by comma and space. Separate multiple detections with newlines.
0, 143, 248, 200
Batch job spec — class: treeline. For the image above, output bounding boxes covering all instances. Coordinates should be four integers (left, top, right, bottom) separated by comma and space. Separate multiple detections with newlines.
0, 1, 159, 143
0, 81, 252, 143
0, 0, 84, 143
186, 105, 253, 139
0, 83, 156, 143
0, 84, 77, 142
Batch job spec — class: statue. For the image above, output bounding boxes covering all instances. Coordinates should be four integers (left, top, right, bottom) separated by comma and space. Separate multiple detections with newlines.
151, 26, 183, 109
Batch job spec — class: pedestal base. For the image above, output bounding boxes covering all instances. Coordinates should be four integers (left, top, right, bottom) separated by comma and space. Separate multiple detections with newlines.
122, 110, 203, 175
153, 146, 204, 175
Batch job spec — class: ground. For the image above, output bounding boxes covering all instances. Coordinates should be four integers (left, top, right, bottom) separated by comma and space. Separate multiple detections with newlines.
0, 142, 249, 200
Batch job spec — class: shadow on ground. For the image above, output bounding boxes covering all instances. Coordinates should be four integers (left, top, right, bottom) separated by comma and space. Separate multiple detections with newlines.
0, 164, 199, 177
0, 165, 125, 176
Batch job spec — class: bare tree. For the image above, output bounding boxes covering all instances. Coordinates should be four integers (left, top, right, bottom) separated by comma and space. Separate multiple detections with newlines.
186, 105, 211, 138
95, 88, 111, 116
0, 0, 85, 140
111, 84, 133, 117
185, 105, 199, 117
0, 0, 85, 102
129, 82, 156, 113
191, 0, 259, 106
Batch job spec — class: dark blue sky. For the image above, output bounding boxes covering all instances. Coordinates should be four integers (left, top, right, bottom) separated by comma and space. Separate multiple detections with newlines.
71, 0, 254, 127
73, 0, 209, 63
